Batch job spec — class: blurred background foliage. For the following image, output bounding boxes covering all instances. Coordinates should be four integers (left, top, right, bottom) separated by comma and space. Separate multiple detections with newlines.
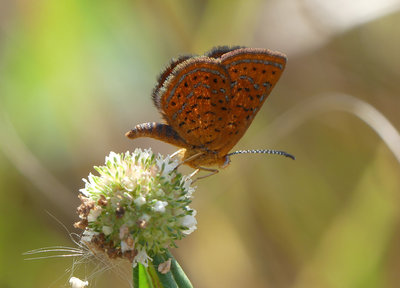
1, 0, 400, 287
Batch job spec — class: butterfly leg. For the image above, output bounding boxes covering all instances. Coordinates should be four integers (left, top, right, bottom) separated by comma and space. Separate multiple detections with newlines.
175, 152, 204, 170
191, 166, 219, 183
189, 168, 200, 178
170, 148, 185, 159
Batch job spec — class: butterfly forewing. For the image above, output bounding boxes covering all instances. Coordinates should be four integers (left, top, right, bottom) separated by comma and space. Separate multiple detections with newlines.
210, 48, 287, 155
158, 57, 232, 148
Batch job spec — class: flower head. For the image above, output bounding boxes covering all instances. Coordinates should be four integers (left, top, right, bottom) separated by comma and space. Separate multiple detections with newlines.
75, 149, 197, 267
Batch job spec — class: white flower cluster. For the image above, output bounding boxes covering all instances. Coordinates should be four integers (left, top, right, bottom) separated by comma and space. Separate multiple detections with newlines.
77, 149, 197, 267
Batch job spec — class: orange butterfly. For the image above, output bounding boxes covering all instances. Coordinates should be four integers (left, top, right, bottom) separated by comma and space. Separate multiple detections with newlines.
126, 46, 294, 175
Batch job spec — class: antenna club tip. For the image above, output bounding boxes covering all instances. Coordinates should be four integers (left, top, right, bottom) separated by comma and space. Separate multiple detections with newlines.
286, 154, 296, 160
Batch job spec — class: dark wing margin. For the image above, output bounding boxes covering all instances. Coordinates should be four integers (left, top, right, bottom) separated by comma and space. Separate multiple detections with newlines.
152, 54, 193, 110
205, 45, 245, 59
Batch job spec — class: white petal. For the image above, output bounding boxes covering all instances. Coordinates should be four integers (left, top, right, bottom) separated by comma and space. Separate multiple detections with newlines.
102, 226, 113, 235
134, 196, 146, 207
139, 213, 151, 222
133, 248, 152, 267
69, 277, 88, 288
153, 201, 168, 213
87, 207, 102, 222
119, 224, 130, 240
121, 239, 134, 253
180, 212, 197, 235
122, 176, 136, 191
81, 230, 98, 243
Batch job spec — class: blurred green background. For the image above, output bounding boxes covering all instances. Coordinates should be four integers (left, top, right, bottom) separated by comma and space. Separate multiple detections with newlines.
1, 1, 400, 287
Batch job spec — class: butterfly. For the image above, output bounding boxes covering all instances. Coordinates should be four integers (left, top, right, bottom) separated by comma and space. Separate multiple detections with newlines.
126, 46, 294, 175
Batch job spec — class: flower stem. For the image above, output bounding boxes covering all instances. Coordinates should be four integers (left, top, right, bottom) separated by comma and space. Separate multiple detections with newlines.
165, 251, 193, 288
152, 254, 178, 288
133, 263, 154, 288
133, 251, 193, 288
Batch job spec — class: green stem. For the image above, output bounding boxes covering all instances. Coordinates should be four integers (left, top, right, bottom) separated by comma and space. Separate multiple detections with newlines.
133, 263, 154, 288
152, 254, 178, 288
132, 251, 193, 288
166, 251, 193, 288
147, 263, 162, 288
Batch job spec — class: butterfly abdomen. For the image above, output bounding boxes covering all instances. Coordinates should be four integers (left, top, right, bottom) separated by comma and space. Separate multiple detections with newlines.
125, 122, 189, 148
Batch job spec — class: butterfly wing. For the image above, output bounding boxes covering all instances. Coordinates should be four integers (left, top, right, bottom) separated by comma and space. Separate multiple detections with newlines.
153, 55, 192, 110
205, 46, 244, 59
155, 57, 232, 148
152, 47, 286, 157
210, 48, 287, 155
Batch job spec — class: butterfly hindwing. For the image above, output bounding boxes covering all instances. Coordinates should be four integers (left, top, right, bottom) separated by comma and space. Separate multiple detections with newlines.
152, 54, 192, 110
158, 57, 232, 148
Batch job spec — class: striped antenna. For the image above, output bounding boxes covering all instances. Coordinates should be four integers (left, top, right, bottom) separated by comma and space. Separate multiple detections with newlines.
227, 149, 295, 160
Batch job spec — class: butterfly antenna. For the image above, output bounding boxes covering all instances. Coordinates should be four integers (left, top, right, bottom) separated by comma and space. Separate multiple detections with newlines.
227, 149, 295, 160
